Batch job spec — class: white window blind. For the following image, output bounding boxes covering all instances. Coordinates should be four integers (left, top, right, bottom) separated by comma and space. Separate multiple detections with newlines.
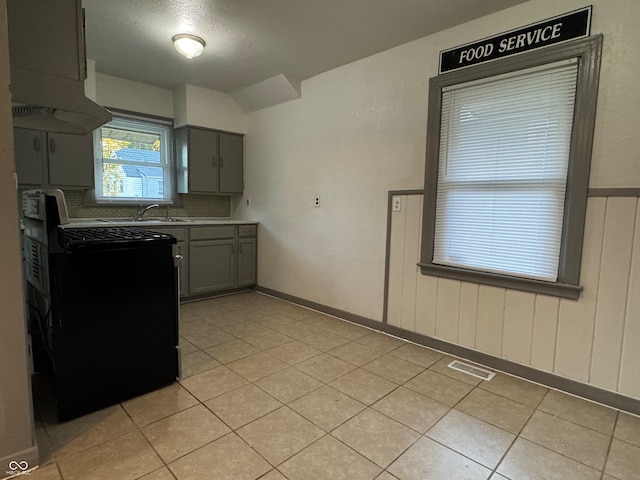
433, 59, 578, 282
94, 114, 175, 203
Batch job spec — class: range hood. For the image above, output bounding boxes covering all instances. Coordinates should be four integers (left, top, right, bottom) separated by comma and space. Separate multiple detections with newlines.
11, 67, 112, 135
7, 0, 112, 135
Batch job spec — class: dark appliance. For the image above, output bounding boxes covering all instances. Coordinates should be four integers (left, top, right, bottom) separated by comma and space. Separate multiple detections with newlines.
23, 190, 180, 421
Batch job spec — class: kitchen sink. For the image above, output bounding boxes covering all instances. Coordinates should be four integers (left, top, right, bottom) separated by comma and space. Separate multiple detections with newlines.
96, 218, 194, 224
95, 218, 162, 223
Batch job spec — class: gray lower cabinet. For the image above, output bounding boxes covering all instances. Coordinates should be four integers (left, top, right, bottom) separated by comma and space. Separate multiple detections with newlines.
13, 128, 94, 188
237, 237, 257, 287
189, 239, 235, 294
146, 224, 256, 298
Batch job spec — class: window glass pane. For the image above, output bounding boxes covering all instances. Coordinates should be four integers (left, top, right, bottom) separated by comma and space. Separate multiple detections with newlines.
94, 115, 174, 203
433, 60, 578, 282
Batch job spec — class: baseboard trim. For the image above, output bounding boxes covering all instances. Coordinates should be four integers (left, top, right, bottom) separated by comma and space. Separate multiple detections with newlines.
256, 286, 640, 416
180, 287, 255, 304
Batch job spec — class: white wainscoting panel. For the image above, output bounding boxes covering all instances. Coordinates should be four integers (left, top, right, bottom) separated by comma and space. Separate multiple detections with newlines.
386, 196, 408, 329
619, 202, 640, 398
554, 198, 605, 383
435, 278, 461, 343
476, 285, 506, 357
400, 195, 423, 332
458, 282, 479, 349
589, 197, 637, 390
502, 291, 535, 365
386, 194, 640, 400
530, 295, 560, 372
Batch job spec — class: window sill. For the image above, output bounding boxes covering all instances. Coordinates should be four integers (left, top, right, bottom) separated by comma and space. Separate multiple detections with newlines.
417, 262, 582, 300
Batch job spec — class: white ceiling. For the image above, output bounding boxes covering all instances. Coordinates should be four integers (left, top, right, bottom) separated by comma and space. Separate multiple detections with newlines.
83, 0, 529, 95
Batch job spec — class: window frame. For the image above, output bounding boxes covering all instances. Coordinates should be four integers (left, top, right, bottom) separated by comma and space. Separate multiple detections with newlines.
418, 35, 603, 300
92, 110, 176, 205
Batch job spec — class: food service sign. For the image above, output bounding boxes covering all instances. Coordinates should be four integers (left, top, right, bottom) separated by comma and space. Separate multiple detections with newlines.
439, 6, 592, 74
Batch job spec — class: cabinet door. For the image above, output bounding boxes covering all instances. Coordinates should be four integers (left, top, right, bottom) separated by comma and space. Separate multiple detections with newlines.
189, 239, 234, 295
219, 133, 244, 193
237, 237, 257, 287
13, 128, 45, 186
7, 0, 85, 81
47, 132, 94, 188
188, 128, 219, 193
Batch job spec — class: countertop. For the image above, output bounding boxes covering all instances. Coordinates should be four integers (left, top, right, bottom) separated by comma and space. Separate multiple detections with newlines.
63, 218, 259, 228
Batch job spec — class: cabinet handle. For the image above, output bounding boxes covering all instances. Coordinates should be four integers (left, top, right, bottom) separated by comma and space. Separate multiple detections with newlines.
49, 137, 56, 153
220, 156, 224, 168
212, 155, 216, 167
231, 243, 235, 255
239, 241, 243, 253
33, 136, 41, 152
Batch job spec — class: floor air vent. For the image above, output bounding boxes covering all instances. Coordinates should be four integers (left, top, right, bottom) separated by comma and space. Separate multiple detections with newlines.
447, 360, 495, 381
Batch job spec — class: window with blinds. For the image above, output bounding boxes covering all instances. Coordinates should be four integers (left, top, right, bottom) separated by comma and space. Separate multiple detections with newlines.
93, 114, 175, 203
419, 35, 603, 299
433, 60, 578, 282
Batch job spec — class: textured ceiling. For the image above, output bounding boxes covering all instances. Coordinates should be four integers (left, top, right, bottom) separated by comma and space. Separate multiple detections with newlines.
83, 0, 530, 94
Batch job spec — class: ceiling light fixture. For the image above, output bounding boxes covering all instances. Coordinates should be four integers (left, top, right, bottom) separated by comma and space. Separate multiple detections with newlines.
172, 34, 206, 59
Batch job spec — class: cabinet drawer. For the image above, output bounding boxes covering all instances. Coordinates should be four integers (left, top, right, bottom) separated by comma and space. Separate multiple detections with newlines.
190, 226, 236, 241
238, 225, 257, 237
149, 227, 187, 242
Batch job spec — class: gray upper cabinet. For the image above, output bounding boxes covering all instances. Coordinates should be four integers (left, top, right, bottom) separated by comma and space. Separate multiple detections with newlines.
219, 133, 244, 193
13, 128, 94, 189
176, 126, 244, 195
7, 0, 86, 82
13, 128, 45, 186
180, 128, 218, 194
47, 132, 95, 188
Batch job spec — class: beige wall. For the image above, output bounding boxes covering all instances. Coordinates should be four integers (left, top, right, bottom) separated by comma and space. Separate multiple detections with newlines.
95, 72, 174, 118
0, 0, 36, 465
234, 0, 640, 398
174, 84, 246, 132
94, 72, 246, 133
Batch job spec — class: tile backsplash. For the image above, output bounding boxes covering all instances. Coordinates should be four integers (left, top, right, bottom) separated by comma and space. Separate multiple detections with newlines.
63, 190, 232, 219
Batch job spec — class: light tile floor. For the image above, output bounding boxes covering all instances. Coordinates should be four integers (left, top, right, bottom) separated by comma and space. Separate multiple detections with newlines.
29, 292, 640, 480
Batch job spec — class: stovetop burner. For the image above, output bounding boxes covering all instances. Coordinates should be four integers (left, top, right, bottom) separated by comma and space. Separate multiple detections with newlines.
60, 227, 174, 250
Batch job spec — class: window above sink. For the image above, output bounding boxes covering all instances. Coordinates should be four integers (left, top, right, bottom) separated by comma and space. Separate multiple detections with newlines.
92, 112, 175, 205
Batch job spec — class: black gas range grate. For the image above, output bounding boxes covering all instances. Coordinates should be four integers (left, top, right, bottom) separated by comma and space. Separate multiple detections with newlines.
60, 227, 174, 250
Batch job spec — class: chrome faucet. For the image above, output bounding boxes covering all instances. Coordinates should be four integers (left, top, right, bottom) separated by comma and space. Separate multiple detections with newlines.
136, 204, 160, 221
